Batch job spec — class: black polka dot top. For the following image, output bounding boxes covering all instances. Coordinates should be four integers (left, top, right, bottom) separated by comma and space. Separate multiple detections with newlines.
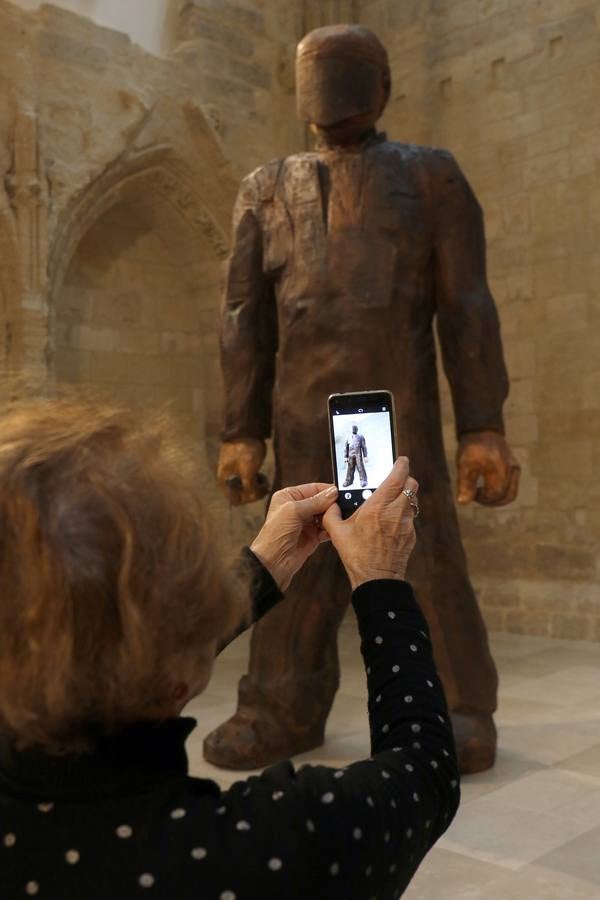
0, 549, 459, 899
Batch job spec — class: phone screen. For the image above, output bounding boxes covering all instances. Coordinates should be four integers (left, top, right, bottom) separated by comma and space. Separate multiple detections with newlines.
328, 391, 397, 518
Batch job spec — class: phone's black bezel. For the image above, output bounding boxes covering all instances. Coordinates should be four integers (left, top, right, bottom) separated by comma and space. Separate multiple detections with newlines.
328, 390, 397, 519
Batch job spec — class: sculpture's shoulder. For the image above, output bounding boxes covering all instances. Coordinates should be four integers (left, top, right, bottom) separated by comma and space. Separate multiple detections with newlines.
284, 150, 320, 165
376, 140, 458, 173
239, 158, 285, 204
375, 141, 467, 201
241, 152, 319, 204
281, 151, 321, 177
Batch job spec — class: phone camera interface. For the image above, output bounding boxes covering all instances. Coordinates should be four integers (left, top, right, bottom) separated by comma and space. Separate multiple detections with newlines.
332, 397, 395, 501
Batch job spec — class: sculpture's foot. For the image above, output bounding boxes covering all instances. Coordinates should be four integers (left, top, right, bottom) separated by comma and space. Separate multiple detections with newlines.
360, 482, 367, 489
450, 712, 497, 775
342, 481, 351, 488
203, 710, 326, 770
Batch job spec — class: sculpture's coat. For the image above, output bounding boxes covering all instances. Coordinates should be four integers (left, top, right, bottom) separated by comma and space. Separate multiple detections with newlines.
218, 134, 507, 747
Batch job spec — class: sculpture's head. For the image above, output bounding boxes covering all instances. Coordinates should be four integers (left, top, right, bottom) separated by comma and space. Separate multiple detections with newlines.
296, 24, 390, 147
352, 424, 358, 434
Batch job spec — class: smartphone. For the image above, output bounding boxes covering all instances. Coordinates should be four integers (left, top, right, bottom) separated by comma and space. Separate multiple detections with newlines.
328, 390, 398, 519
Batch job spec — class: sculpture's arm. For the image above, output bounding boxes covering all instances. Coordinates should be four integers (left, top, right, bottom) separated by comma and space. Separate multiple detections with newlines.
431, 152, 509, 439
220, 181, 277, 442
362, 435, 368, 458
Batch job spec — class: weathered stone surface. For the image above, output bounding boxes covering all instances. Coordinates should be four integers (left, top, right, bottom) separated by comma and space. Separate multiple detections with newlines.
505, 609, 551, 637
1, 0, 598, 640
0, 0, 304, 558
39, 31, 109, 71
357, 0, 600, 640
178, 10, 254, 56
230, 58, 271, 89
550, 613, 592, 640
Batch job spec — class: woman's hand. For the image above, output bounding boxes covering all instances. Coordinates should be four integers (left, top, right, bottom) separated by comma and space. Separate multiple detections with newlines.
250, 483, 339, 591
324, 457, 418, 590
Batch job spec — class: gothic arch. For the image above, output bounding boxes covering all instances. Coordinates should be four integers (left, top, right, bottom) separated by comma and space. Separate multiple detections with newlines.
49, 143, 232, 466
48, 144, 230, 306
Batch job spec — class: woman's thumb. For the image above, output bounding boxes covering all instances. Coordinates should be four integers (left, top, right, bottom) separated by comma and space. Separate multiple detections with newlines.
322, 500, 342, 535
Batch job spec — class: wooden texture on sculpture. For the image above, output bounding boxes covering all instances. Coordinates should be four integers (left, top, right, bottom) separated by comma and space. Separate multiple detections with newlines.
209, 25, 520, 775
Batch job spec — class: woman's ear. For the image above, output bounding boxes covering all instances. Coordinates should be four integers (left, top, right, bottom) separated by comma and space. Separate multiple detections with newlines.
172, 683, 189, 703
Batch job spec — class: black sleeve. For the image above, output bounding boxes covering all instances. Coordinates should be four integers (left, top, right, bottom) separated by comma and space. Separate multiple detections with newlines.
222, 579, 460, 899
216, 547, 283, 655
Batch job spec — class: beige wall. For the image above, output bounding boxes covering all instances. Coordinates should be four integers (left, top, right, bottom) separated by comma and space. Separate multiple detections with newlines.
176, 0, 305, 173
0, 0, 308, 557
10, 0, 177, 55
54, 178, 221, 445
1, 0, 599, 638
359, 0, 600, 640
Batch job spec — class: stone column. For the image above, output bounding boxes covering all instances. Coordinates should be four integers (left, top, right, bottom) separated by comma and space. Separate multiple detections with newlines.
6, 108, 50, 386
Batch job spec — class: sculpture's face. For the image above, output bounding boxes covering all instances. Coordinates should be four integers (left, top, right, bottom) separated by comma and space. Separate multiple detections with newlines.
296, 24, 390, 145
352, 425, 358, 434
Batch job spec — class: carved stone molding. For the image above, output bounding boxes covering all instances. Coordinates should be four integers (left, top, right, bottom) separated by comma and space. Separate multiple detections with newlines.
0, 107, 49, 381
152, 167, 229, 259
49, 144, 230, 306
6, 108, 48, 301
0, 182, 20, 306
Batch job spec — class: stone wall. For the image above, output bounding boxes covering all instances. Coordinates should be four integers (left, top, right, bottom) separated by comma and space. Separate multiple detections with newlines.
1, 0, 599, 638
0, 0, 303, 557
176, 0, 305, 173
10, 0, 178, 56
358, 0, 600, 640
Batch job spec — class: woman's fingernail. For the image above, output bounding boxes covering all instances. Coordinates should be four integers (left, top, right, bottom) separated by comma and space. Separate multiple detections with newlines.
325, 485, 338, 497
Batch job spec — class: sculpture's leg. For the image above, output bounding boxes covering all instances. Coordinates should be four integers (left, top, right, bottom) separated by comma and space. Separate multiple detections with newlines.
342, 456, 356, 487
204, 479, 498, 773
203, 542, 350, 770
357, 455, 367, 487
407, 486, 498, 773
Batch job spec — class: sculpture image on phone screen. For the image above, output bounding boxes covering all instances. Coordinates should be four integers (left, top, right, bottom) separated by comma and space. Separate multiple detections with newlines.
332, 413, 393, 491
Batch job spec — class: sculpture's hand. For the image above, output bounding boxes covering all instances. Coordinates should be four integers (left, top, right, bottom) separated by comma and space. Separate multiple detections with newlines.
217, 439, 269, 506
456, 431, 520, 507
363, 457, 368, 463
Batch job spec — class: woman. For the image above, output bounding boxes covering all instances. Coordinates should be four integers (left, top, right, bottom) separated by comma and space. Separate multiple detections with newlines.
0, 398, 459, 900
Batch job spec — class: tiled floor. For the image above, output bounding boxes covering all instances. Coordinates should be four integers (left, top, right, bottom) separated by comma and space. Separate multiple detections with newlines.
186, 620, 600, 899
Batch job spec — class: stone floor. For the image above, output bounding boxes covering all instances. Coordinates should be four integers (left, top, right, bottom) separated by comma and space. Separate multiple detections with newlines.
186, 619, 600, 899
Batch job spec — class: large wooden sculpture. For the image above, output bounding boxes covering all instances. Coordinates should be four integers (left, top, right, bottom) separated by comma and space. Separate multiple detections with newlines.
208, 25, 520, 775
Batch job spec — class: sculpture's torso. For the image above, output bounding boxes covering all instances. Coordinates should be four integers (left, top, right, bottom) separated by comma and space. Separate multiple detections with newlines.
245, 136, 447, 469
347, 433, 364, 455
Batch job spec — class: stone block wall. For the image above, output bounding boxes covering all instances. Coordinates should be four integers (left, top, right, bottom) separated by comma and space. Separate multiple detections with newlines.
176, 0, 305, 173
1, 0, 599, 638
0, 0, 303, 561
358, 0, 600, 640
